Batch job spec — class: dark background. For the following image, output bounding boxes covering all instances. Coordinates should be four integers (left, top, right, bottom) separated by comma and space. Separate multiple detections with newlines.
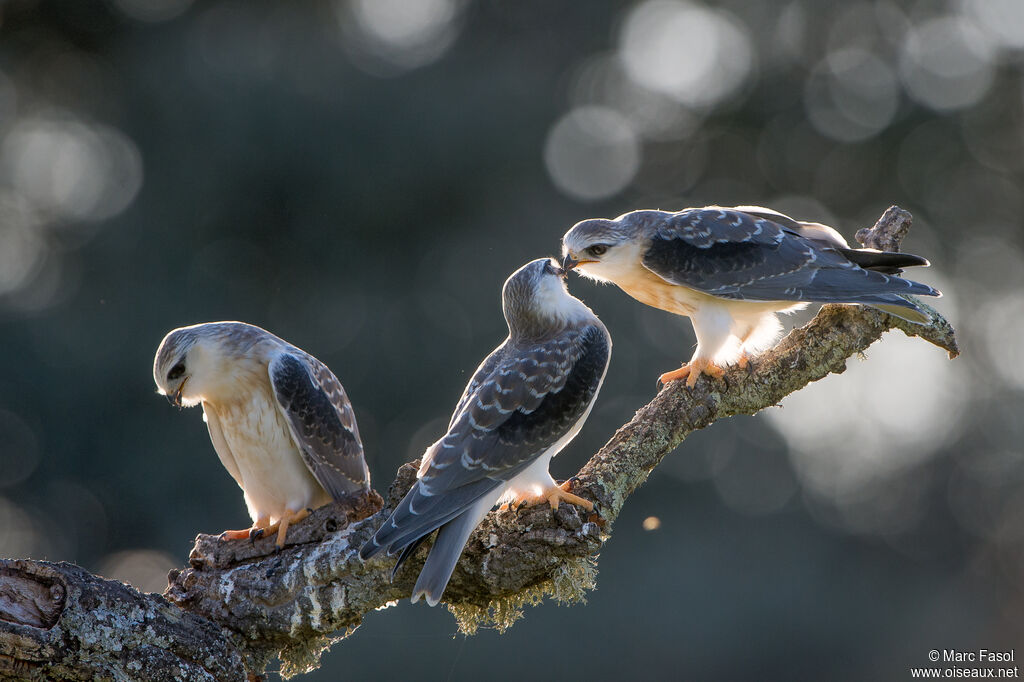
0, 0, 1020, 679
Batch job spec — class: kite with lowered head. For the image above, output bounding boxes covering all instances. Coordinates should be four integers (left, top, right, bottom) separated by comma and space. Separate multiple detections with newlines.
153, 321, 369, 548
562, 205, 939, 387
360, 258, 611, 606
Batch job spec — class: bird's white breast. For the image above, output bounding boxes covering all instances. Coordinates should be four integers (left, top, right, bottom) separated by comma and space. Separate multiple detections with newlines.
209, 382, 330, 524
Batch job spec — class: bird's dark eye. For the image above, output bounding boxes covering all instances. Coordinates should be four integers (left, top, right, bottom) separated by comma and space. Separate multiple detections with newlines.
587, 244, 609, 257
167, 362, 185, 382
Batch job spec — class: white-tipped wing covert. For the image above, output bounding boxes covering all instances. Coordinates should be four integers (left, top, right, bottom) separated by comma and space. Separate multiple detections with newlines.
269, 352, 369, 500
640, 208, 938, 308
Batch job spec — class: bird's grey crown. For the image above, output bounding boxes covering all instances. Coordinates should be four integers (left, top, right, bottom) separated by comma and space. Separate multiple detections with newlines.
153, 328, 197, 384
501, 258, 581, 338
562, 215, 642, 254
154, 322, 279, 370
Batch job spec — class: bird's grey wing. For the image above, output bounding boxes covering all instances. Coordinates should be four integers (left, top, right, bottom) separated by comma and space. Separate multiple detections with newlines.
641, 207, 938, 304
722, 206, 929, 274
202, 403, 244, 489
269, 352, 369, 500
360, 323, 611, 560
446, 348, 504, 431
731, 205, 848, 249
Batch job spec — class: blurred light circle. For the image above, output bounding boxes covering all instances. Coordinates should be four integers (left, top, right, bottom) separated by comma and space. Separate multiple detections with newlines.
804, 48, 899, 142
110, 0, 194, 23
568, 54, 703, 141
981, 292, 1024, 391
899, 16, 995, 112
618, 0, 754, 109
3, 115, 143, 222
826, 2, 910, 52
961, 0, 1024, 50
714, 446, 797, 516
0, 191, 46, 297
642, 516, 661, 531
948, 450, 1024, 541
767, 333, 963, 501
544, 106, 640, 201
0, 497, 48, 559
0, 71, 16, 136
99, 550, 179, 593
340, 0, 463, 72
192, 2, 278, 77
834, 474, 928, 536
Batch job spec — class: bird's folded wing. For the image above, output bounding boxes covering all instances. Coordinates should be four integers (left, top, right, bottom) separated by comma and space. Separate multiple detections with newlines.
269, 352, 370, 500
363, 324, 610, 557
641, 207, 935, 303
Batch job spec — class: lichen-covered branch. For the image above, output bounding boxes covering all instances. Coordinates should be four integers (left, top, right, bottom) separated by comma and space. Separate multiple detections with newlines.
0, 207, 958, 681
0, 560, 245, 681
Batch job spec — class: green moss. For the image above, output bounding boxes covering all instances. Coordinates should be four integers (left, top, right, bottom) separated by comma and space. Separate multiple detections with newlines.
277, 625, 359, 679
277, 634, 331, 679
446, 557, 598, 636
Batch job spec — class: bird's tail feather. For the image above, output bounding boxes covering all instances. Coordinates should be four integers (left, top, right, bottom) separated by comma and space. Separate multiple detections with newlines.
868, 301, 931, 324
411, 496, 494, 607
835, 247, 929, 274
392, 535, 429, 580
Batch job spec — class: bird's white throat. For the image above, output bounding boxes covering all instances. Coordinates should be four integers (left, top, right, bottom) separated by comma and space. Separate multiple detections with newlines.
534, 276, 594, 324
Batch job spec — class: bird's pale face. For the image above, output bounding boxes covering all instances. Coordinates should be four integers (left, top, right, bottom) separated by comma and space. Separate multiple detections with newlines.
561, 222, 639, 285
530, 259, 584, 321
153, 330, 233, 408
502, 258, 592, 330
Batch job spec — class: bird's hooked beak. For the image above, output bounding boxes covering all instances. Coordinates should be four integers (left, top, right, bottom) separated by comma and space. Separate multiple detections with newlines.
561, 253, 579, 272
170, 377, 188, 408
544, 258, 568, 279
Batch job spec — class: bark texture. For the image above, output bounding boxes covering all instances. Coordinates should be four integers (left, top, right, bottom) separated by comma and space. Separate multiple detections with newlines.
0, 207, 958, 680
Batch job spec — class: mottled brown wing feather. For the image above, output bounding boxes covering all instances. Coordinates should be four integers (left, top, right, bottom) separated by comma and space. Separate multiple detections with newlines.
269, 352, 370, 500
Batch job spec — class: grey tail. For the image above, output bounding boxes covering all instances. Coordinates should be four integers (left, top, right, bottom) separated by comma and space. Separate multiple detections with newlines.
836, 248, 929, 275
869, 301, 931, 324
411, 508, 482, 607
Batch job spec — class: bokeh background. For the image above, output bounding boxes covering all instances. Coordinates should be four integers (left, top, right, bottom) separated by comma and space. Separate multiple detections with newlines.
0, 0, 1020, 679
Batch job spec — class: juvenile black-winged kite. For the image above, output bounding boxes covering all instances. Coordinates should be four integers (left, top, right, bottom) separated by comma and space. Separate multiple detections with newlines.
360, 258, 611, 606
561, 205, 939, 387
153, 321, 369, 547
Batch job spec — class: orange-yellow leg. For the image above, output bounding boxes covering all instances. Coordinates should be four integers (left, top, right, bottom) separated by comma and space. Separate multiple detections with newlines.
273, 508, 312, 548
658, 358, 726, 388
219, 516, 271, 542
502, 481, 594, 512
735, 326, 756, 370
547, 480, 594, 511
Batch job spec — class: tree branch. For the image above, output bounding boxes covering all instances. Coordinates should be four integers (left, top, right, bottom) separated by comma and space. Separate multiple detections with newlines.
0, 207, 958, 680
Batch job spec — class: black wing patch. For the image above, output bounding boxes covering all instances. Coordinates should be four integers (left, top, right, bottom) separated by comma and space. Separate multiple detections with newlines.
360, 323, 611, 561
640, 208, 938, 303
270, 353, 369, 500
